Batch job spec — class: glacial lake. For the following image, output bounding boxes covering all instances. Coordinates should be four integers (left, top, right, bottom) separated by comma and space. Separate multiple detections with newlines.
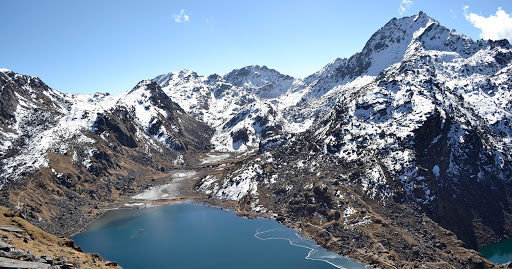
72, 203, 369, 269
479, 238, 512, 264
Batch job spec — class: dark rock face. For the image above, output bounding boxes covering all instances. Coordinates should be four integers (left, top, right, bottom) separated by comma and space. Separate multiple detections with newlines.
0, 70, 61, 129
0, 80, 17, 126
147, 118, 163, 137
93, 110, 138, 148
231, 128, 249, 144
223, 110, 250, 131
383, 69, 512, 249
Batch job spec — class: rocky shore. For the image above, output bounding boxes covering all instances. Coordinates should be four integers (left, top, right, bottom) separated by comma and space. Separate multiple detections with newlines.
0, 206, 122, 269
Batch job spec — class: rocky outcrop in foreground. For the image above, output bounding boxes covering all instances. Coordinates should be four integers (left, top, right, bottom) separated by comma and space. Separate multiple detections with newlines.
0, 206, 121, 269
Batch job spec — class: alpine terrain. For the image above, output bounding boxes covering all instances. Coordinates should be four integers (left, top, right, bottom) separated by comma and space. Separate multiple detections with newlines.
1, 11, 512, 268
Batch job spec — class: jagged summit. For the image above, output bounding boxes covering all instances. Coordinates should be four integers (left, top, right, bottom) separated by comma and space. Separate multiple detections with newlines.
223, 65, 294, 88
127, 79, 170, 97
360, 11, 439, 73
123, 79, 183, 114
153, 70, 201, 89
127, 79, 155, 93
295, 11, 502, 103
159, 69, 198, 78
340, 11, 479, 78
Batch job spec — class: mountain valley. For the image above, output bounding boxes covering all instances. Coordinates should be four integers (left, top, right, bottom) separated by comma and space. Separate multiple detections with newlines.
1, 11, 512, 268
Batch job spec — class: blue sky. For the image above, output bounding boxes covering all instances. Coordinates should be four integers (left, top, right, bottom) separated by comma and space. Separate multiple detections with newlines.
1, 0, 511, 95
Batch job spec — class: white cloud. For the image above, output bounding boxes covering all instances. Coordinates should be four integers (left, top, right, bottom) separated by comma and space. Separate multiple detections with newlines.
172, 10, 190, 23
464, 7, 512, 41
398, 0, 413, 16
463, 5, 469, 14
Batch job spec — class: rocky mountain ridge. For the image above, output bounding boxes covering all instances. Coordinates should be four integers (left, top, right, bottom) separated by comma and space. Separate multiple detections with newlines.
0, 69, 212, 235
193, 12, 512, 268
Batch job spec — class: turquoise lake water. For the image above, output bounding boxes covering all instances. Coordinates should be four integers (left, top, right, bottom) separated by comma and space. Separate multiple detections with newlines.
479, 238, 512, 264
72, 203, 369, 269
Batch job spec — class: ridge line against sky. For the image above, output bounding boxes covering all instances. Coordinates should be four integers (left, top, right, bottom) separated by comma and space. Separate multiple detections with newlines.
1, 0, 512, 95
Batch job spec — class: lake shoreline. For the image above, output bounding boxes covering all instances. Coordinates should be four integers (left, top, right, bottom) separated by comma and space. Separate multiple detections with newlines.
70, 195, 279, 237
72, 202, 369, 269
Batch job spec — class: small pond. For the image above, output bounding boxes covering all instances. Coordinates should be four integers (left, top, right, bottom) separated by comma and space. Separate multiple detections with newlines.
479, 238, 512, 264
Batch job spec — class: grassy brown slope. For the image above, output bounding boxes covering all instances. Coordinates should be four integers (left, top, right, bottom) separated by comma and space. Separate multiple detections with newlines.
0, 206, 121, 268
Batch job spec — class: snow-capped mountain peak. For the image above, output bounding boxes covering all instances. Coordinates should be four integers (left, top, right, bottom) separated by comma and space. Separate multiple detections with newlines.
221, 65, 297, 99
153, 70, 202, 89
224, 65, 292, 86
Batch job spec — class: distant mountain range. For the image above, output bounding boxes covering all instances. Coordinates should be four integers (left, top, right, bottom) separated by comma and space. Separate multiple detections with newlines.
1, 11, 512, 268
